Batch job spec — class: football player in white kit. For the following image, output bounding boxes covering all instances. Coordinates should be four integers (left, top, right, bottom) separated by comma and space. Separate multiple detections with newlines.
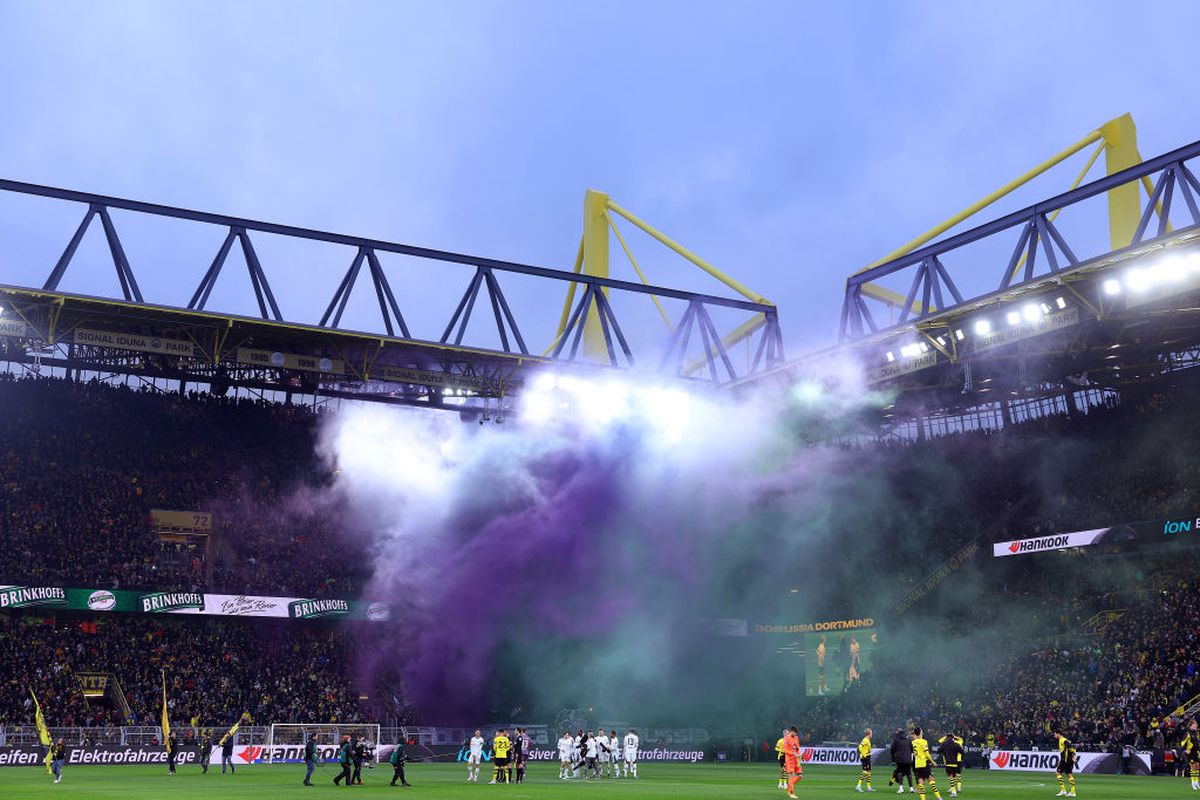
595, 730, 610, 777
584, 731, 599, 779
467, 729, 485, 782
623, 729, 639, 778
610, 731, 622, 778
557, 731, 574, 779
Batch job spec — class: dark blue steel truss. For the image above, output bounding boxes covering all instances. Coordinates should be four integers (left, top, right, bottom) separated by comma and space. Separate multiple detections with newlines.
0, 179, 784, 381
841, 138, 1200, 341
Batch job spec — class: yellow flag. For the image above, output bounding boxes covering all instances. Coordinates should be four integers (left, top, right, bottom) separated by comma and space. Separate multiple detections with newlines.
30, 689, 52, 774
219, 712, 251, 745
160, 672, 171, 753
30, 690, 51, 746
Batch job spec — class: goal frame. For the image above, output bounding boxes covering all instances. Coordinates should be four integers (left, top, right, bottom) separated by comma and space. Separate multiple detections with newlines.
266, 723, 382, 766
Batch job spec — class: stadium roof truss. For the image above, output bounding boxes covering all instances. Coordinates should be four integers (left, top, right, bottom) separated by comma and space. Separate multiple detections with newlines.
738, 129, 1200, 420
0, 180, 783, 408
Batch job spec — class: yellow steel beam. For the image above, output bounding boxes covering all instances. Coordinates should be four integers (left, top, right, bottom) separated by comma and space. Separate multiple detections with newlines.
1002, 140, 1105, 286
544, 235, 585, 356
605, 199, 771, 305
858, 114, 1153, 318
607, 215, 672, 329
852, 128, 1104, 279
582, 189, 610, 359
1100, 113, 1141, 249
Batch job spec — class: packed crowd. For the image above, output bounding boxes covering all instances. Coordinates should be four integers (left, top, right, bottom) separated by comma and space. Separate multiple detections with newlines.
3, 371, 1200, 743
786, 388, 1200, 751
792, 548, 1200, 751
879, 389, 1200, 543
0, 611, 364, 727
0, 374, 367, 597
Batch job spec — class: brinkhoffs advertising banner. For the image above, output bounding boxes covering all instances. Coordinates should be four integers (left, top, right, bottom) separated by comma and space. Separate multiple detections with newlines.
0, 585, 389, 622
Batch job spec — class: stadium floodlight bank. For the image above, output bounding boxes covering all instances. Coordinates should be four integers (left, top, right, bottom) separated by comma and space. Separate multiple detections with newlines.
266, 723, 381, 765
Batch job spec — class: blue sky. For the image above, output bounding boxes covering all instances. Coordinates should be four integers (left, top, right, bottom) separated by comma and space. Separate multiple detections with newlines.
2, 1, 1199, 357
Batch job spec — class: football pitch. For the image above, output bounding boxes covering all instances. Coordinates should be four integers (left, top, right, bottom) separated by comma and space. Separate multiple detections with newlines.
0, 762, 1181, 799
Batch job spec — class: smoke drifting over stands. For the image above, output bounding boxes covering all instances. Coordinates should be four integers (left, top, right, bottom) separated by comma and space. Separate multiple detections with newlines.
326, 364, 1200, 748
2, 366, 1200, 753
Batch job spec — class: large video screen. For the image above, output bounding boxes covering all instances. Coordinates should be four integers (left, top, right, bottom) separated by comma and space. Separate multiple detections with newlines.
804, 629, 876, 696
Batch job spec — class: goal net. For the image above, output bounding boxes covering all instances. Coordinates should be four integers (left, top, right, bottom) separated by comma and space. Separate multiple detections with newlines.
266, 723, 381, 766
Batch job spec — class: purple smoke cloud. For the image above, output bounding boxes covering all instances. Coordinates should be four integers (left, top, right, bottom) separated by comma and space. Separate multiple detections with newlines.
320, 363, 883, 723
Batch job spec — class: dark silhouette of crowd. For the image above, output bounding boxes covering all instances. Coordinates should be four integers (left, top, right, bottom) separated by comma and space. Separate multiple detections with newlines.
0, 373, 367, 597
791, 556, 1200, 750
789, 386, 1200, 752
0, 611, 363, 728
3, 370, 1200, 741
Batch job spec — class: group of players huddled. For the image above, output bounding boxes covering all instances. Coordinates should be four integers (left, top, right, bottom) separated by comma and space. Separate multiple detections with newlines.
461, 727, 640, 784
555, 728, 640, 780
775, 725, 1081, 798
464, 727, 532, 784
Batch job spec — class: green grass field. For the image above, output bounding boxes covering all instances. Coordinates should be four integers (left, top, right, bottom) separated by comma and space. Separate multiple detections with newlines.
0, 762, 1182, 799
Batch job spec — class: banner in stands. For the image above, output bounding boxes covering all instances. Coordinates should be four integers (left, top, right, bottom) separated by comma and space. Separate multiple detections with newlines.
208, 743, 343, 765
377, 364, 496, 394
753, 618, 875, 635
974, 306, 1080, 353
236, 348, 343, 375
0, 586, 68, 609
0, 745, 201, 767
73, 328, 196, 357
987, 750, 1150, 774
522, 747, 711, 763
993, 529, 1111, 557
865, 351, 938, 385
994, 514, 1200, 559
75, 672, 109, 697
796, 746, 886, 766
0, 585, 388, 622
0, 319, 30, 338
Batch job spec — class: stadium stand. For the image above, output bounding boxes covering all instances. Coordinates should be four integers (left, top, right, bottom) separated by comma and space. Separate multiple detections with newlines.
0, 613, 363, 727
3, 372, 1199, 754
0, 374, 367, 597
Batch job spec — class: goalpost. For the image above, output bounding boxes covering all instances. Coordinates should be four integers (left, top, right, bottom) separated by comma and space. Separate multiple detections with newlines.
266, 723, 382, 766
